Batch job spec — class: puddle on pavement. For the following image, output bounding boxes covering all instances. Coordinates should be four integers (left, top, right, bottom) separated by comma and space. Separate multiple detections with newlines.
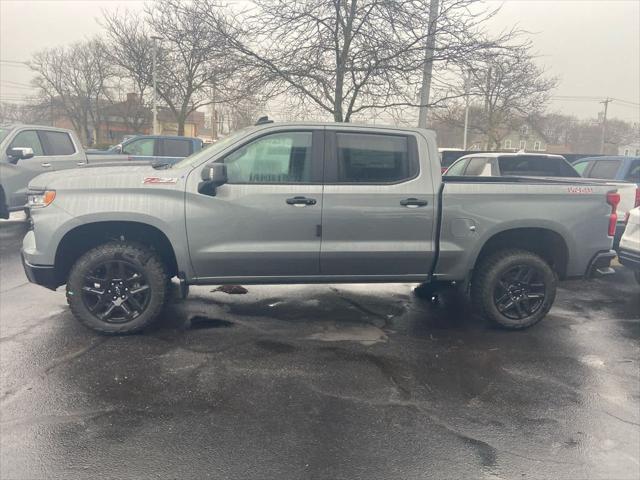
307, 325, 387, 346
212, 285, 249, 294
189, 316, 235, 329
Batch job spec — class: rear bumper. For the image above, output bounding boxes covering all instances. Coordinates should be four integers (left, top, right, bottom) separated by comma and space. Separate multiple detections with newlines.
21, 253, 58, 290
586, 250, 617, 277
618, 248, 640, 271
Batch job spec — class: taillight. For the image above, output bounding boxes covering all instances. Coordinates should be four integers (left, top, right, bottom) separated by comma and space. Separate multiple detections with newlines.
606, 191, 620, 237
635, 187, 640, 208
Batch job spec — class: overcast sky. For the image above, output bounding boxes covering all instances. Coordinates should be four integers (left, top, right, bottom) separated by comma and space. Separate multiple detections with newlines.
1, 0, 638, 123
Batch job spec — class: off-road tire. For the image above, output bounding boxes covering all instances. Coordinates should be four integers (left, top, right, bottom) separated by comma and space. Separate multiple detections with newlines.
471, 249, 557, 330
66, 242, 168, 334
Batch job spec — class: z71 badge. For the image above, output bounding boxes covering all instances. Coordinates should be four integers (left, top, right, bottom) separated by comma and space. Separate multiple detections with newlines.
143, 177, 178, 184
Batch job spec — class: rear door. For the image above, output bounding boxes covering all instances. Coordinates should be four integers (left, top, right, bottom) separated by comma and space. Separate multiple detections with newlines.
186, 128, 324, 278
320, 129, 436, 276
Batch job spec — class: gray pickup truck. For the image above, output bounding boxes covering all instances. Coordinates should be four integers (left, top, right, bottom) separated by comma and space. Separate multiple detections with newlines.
21, 122, 621, 334
1, 125, 201, 217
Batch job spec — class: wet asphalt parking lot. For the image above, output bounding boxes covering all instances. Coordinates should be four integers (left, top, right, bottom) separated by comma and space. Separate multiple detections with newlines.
0, 221, 639, 480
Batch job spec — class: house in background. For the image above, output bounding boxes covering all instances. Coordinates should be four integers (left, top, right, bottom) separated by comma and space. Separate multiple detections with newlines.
500, 123, 547, 152
619, 141, 640, 157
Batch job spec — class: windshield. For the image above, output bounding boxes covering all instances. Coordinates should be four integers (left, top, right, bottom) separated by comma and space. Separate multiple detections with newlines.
0, 126, 15, 144
170, 127, 255, 170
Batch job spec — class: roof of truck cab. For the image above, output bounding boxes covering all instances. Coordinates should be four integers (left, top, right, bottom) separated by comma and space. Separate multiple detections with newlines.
251, 121, 434, 135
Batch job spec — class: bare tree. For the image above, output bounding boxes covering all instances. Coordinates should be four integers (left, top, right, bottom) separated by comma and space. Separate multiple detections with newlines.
192, 0, 516, 123
438, 47, 557, 149
103, 2, 249, 136
30, 38, 113, 144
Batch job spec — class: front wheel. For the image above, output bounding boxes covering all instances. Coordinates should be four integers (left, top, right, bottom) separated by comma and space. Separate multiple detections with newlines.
66, 242, 168, 334
471, 249, 557, 329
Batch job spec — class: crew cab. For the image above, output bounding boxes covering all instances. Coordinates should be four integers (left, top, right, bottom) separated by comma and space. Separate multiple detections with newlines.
21, 122, 621, 334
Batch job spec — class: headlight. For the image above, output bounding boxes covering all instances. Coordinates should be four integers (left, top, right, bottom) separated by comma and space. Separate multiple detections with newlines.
27, 190, 56, 209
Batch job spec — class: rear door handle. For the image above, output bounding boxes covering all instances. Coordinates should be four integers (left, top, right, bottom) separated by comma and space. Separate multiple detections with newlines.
41, 162, 51, 168
286, 196, 317, 207
400, 198, 428, 208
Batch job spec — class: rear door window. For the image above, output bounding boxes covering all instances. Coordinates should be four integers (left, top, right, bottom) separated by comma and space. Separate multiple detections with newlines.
40, 131, 76, 155
445, 158, 468, 175
10, 130, 44, 156
587, 160, 621, 179
464, 157, 491, 176
334, 133, 415, 183
573, 161, 591, 176
163, 139, 192, 157
498, 155, 579, 177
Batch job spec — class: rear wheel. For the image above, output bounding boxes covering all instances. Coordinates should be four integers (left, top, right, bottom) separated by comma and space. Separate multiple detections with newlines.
471, 249, 557, 329
66, 242, 168, 334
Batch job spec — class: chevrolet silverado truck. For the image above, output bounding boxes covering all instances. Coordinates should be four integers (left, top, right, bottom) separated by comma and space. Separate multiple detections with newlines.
21, 122, 621, 334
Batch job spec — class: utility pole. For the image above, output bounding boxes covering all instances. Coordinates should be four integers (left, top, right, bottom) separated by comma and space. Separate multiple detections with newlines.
210, 83, 217, 141
599, 97, 612, 154
463, 70, 471, 150
151, 35, 162, 135
417, 0, 439, 128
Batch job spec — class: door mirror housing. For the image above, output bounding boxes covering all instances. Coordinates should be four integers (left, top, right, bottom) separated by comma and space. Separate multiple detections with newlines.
7, 147, 35, 163
199, 162, 227, 195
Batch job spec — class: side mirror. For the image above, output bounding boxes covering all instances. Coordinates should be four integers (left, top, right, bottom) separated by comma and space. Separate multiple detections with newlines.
199, 163, 227, 195
7, 147, 34, 163
201, 163, 227, 183
114, 145, 123, 154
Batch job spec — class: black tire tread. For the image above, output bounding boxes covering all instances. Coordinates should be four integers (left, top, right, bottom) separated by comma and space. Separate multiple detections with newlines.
66, 242, 168, 334
471, 248, 556, 330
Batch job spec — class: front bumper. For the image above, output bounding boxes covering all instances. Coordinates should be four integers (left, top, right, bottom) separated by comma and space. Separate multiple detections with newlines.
618, 248, 640, 271
586, 250, 617, 277
21, 253, 58, 290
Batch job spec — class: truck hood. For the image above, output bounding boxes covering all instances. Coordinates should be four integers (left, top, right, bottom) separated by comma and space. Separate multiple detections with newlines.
28, 165, 175, 191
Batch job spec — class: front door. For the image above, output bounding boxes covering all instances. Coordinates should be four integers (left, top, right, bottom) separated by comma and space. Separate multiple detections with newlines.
186, 129, 324, 279
320, 129, 436, 276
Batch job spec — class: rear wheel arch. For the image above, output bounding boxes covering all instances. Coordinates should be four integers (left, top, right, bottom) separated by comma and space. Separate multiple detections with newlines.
54, 221, 179, 285
472, 227, 569, 279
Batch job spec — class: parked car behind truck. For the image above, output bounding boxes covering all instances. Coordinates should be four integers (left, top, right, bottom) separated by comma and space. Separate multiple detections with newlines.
22, 122, 621, 334
1, 125, 203, 217
86, 135, 203, 165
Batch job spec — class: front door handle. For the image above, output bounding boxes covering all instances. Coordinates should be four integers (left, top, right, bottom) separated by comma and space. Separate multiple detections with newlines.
400, 198, 428, 208
286, 196, 317, 207
77, 162, 87, 166
41, 162, 51, 168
